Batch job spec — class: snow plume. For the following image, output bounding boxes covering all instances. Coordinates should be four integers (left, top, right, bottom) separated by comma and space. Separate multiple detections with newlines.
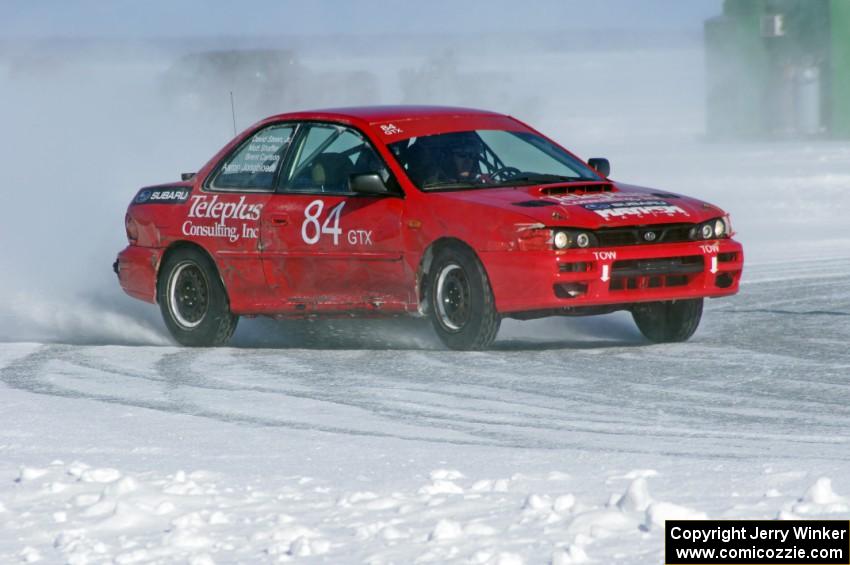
230, 317, 440, 350
0, 290, 167, 346
0, 41, 398, 347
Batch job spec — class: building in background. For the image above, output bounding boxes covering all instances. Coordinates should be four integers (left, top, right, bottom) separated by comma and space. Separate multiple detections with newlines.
706, 0, 850, 139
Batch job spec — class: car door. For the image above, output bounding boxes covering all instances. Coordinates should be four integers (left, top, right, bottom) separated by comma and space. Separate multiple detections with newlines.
259, 123, 409, 313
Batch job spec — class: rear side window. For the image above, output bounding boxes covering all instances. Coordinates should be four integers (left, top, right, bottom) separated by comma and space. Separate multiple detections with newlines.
210, 124, 295, 191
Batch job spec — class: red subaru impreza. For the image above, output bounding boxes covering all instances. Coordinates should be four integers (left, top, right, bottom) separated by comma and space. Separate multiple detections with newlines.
115, 106, 743, 349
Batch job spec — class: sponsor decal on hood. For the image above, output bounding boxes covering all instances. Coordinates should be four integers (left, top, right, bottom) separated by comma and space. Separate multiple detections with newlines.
545, 192, 690, 221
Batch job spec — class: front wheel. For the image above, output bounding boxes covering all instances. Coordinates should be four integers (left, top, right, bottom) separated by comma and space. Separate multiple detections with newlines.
428, 245, 500, 350
631, 298, 703, 343
157, 247, 238, 346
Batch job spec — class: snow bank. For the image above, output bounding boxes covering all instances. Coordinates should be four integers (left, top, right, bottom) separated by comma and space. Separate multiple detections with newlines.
1, 462, 720, 564
792, 477, 849, 515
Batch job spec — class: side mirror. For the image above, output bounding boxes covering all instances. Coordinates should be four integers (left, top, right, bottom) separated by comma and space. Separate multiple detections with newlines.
588, 158, 610, 178
349, 173, 390, 195
181, 172, 196, 181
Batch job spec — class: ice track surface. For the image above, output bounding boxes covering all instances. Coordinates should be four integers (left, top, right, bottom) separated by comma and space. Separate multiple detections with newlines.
1, 256, 849, 564
3, 257, 850, 459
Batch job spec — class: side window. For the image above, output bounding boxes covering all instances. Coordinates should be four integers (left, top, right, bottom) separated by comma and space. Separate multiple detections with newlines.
282, 124, 389, 193
210, 125, 295, 191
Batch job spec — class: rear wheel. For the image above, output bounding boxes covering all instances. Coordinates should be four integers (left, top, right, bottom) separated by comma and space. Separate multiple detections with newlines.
428, 244, 500, 350
157, 247, 238, 346
631, 298, 703, 343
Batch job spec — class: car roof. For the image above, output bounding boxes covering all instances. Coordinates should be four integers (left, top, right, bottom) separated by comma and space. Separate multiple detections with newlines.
260, 105, 527, 143
268, 105, 504, 124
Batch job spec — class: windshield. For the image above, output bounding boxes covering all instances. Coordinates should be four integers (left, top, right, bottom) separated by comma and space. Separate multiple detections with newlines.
387, 129, 600, 190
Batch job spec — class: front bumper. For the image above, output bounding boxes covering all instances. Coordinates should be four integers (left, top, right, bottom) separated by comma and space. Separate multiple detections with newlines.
115, 245, 163, 304
481, 239, 744, 314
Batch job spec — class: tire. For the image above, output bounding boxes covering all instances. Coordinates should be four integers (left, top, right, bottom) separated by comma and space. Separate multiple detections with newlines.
631, 298, 703, 343
428, 244, 500, 350
157, 247, 238, 347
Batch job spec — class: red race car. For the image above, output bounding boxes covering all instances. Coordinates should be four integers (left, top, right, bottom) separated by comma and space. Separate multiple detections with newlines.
115, 106, 743, 349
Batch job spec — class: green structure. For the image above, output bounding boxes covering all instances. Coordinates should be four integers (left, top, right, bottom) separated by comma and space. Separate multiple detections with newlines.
831, 0, 850, 137
705, 0, 850, 139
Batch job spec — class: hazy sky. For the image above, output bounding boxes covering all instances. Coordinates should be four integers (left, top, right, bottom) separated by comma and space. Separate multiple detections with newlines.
5, 0, 723, 38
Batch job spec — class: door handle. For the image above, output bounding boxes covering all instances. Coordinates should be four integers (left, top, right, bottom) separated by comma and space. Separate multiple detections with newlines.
270, 214, 289, 226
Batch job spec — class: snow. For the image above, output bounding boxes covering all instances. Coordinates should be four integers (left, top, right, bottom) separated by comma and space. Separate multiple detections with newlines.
2, 34, 850, 564
793, 478, 850, 515
1, 296, 849, 563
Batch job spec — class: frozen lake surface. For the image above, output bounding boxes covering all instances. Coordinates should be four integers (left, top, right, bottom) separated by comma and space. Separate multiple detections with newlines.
1, 254, 849, 564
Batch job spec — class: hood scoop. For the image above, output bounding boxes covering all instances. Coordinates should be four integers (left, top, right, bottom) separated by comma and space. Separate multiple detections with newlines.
540, 182, 614, 196
513, 200, 557, 207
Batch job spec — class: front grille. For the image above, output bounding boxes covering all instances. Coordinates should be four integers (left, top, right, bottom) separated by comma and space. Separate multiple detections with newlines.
611, 256, 703, 277
595, 223, 694, 247
609, 255, 703, 291
610, 274, 691, 291
559, 261, 590, 273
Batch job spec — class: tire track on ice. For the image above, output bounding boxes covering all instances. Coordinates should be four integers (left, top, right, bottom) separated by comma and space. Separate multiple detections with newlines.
0, 345, 504, 447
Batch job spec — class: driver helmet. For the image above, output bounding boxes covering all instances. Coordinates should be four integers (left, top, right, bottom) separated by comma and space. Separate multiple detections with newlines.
427, 131, 484, 180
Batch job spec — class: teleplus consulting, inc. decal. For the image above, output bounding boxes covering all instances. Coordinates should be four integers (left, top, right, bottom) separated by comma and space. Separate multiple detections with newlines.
181, 195, 263, 243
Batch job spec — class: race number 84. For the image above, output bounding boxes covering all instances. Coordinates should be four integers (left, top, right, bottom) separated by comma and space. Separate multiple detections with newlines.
301, 200, 345, 245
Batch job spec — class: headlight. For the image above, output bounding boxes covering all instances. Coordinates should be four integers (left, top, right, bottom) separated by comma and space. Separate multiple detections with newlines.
576, 232, 591, 248
714, 219, 726, 238
691, 217, 732, 240
553, 231, 570, 249
552, 229, 597, 250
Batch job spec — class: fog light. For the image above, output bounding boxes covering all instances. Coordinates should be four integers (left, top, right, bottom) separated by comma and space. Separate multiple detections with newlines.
554, 282, 588, 298
716, 273, 734, 288
554, 231, 570, 249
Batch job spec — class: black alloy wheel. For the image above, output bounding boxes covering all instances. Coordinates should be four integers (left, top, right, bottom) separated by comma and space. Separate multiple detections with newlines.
429, 244, 500, 350
157, 247, 238, 347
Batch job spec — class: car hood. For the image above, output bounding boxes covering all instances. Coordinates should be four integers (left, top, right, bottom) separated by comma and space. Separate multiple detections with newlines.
428, 181, 724, 228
